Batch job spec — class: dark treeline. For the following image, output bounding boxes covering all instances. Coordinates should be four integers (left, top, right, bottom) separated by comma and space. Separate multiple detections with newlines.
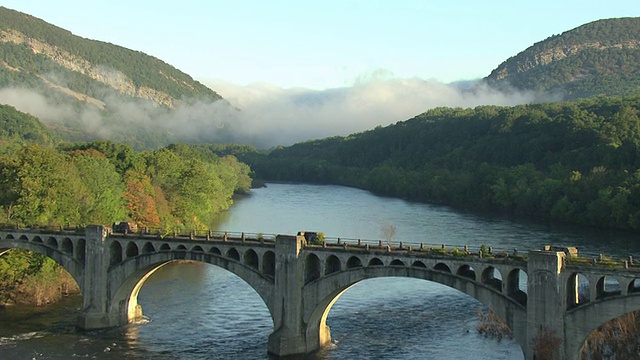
246, 96, 640, 231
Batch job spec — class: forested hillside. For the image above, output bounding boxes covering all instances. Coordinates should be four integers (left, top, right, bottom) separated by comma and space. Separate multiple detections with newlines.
0, 103, 55, 146
0, 6, 235, 149
248, 96, 640, 231
485, 17, 640, 100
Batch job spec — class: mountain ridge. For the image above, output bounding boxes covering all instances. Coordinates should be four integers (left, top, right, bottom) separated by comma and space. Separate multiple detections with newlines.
485, 17, 640, 100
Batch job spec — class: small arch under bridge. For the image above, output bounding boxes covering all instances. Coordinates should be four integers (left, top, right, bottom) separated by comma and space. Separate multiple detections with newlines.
1, 225, 640, 360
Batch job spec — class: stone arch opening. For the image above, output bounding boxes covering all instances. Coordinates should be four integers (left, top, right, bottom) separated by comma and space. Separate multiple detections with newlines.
0, 247, 82, 308
61, 238, 73, 254
192, 245, 205, 253
390, 259, 405, 266
46, 237, 58, 249
227, 248, 240, 261
346, 256, 362, 269
507, 268, 528, 306
412, 261, 427, 268
31, 236, 42, 243
76, 239, 86, 263
481, 266, 503, 292
567, 273, 590, 309
578, 309, 640, 359
110, 241, 123, 265
306, 276, 525, 360
160, 243, 171, 251
177, 245, 187, 251
262, 251, 275, 277
126, 242, 139, 258
110, 260, 273, 355
368, 258, 383, 266
305, 253, 321, 284
595, 276, 621, 300
628, 278, 640, 293
210, 247, 221, 255
457, 264, 476, 280
434, 262, 451, 273
244, 249, 259, 270
142, 242, 155, 254
325, 255, 341, 275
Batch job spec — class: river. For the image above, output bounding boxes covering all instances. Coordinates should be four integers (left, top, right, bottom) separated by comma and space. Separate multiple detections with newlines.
1, 183, 638, 359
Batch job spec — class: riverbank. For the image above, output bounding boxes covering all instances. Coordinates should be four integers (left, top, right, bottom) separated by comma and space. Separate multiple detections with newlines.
0, 252, 79, 307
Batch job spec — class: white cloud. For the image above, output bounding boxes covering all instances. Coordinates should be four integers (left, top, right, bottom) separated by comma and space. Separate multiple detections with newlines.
206, 75, 536, 148
0, 75, 537, 149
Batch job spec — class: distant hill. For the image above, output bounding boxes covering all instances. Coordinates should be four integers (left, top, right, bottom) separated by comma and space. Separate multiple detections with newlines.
0, 7, 236, 149
484, 17, 640, 101
0, 103, 55, 146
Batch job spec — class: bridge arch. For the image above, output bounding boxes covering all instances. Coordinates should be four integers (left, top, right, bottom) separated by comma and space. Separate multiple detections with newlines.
110, 241, 123, 265
325, 255, 341, 275
142, 242, 155, 254
0, 235, 85, 293
564, 294, 640, 358
305, 253, 321, 284
61, 238, 73, 254
482, 266, 503, 292
46, 236, 58, 248
301, 264, 527, 356
107, 250, 276, 327
262, 251, 275, 277
244, 249, 259, 270
126, 241, 139, 258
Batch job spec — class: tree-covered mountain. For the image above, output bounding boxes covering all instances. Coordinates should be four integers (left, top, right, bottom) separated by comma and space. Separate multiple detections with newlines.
243, 96, 640, 231
485, 17, 640, 101
0, 103, 55, 147
0, 6, 236, 149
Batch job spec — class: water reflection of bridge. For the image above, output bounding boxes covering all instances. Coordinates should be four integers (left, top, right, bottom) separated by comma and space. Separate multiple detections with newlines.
1, 225, 640, 360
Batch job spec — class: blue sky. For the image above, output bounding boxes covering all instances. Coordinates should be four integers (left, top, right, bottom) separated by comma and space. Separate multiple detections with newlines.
3, 0, 639, 90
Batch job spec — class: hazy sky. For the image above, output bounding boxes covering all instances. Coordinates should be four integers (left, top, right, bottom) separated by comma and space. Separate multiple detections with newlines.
3, 0, 639, 90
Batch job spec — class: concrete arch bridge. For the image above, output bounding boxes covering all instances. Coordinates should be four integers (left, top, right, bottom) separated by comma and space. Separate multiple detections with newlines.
1, 225, 640, 360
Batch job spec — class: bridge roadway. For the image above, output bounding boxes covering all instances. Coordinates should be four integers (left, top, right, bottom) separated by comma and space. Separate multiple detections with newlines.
1, 225, 640, 359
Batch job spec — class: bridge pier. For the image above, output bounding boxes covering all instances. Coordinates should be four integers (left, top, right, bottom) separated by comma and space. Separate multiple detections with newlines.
76, 225, 117, 329
268, 234, 330, 356
526, 250, 568, 360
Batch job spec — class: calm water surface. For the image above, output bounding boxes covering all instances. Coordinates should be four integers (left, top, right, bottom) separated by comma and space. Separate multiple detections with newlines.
1, 183, 638, 359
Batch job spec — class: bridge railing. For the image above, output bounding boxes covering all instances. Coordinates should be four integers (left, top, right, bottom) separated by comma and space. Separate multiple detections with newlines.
0, 223, 86, 234
4, 224, 640, 270
311, 236, 526, 261
108, 228, 278, 243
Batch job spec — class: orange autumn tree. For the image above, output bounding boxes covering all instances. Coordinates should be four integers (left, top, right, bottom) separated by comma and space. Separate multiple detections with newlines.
123, 170, 161, 230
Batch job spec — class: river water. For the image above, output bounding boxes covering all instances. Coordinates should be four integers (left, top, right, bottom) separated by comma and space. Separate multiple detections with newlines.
1, 183, 638, 359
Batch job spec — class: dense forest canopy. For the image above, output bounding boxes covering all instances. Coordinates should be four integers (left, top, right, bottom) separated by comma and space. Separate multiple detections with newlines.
245, 96, 640, 231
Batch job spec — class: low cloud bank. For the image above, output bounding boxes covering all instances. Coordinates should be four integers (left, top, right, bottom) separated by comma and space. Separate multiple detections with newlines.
0, 75, 537, 149
207, 76, 536, 148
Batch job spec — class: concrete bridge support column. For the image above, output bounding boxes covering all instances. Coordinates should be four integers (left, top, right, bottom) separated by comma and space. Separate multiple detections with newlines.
526, 250, 568, 360
268, 235, 327, 357
76, 225, 113, 329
